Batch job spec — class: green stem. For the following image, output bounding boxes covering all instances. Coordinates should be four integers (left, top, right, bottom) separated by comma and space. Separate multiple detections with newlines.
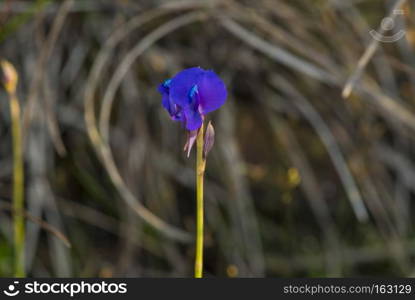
195, 123, 206, 278
10, 94, 25, 278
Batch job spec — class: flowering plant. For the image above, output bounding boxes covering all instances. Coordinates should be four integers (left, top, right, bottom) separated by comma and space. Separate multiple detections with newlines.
158, 67, 227, 277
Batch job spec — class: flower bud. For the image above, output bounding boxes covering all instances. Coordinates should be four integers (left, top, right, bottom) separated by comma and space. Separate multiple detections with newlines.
203, 121, 215, 158
1, 60, 18, 94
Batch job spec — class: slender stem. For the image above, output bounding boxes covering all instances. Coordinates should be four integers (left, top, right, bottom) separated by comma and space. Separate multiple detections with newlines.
10, 94, 25, 278
195, 123, 206, 278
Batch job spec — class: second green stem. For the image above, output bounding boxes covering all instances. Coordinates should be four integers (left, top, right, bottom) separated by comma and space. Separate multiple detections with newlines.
10, 94, 25, 278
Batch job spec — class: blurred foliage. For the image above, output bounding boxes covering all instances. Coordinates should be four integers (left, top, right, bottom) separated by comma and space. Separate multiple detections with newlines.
0, 0, 415, 277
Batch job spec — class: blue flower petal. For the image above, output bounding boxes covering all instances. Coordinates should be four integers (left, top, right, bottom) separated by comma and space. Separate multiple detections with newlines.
182, 84, 203, 130
161, 93, 172, 114
172, 108, 184, 122
158, 80, 172, 115
158, 79, 171, 96
183, 107, 203, 131
159, 79, 184, 121
197, 70, 227, 114
169, 67, 204, 107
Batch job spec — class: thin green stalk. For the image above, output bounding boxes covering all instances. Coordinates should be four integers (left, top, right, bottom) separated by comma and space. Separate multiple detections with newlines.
195, 123, 206, 278
10, 94, 25, 278
2, 60, 25, 277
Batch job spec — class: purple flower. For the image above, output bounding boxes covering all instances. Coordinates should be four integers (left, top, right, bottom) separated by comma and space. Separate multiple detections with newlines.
158, 67, 227, 131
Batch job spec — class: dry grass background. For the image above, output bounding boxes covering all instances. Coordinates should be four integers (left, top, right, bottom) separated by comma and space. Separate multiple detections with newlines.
0, 0, 415, 277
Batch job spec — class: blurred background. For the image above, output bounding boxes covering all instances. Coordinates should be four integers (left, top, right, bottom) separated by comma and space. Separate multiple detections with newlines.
0, 0, 415, 277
